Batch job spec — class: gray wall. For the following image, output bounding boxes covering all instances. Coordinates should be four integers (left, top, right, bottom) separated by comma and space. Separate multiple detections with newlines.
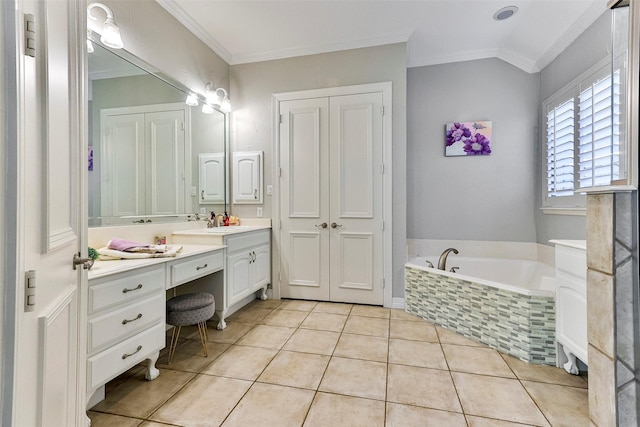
407, 58, 540, 242
535, 11, 612, 244
229, 43, 407, 298
96, 1, 229, 101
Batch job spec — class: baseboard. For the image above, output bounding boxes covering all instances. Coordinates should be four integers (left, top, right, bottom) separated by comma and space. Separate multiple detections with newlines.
391, 297, 405, 309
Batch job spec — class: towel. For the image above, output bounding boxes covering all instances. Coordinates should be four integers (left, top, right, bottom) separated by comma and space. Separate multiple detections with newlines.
107, 238, 166, 254
98, 244, 183, 260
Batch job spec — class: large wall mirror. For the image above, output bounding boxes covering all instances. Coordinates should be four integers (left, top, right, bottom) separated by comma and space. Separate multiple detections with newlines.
88, 37, 227, 227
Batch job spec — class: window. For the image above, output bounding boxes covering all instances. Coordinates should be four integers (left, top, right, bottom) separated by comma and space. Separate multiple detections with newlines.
543, 59, 622, 211
577, 71, 619, 188
546, 97, 576, 198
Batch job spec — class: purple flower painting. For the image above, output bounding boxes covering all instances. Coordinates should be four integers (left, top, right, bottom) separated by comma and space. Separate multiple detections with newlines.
445, 121, 492, 156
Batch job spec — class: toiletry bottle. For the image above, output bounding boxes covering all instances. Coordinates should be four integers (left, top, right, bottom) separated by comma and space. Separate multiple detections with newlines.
224, 211, 230, 226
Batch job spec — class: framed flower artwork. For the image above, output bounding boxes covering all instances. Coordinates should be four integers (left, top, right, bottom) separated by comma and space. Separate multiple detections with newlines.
445, 121, 492, 156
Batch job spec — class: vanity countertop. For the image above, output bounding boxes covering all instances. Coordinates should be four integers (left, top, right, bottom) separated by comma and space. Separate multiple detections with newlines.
88, 244, 226, 280
172, 225, 271, 237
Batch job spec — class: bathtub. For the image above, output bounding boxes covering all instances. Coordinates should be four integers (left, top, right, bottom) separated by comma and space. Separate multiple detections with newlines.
406, 256, 556, 296
405, 255, 556, 365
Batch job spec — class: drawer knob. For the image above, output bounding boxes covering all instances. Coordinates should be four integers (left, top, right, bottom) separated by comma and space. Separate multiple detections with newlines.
196, 263, 208, 271
122, 284, 143, 294
122, 313, 143, 325
122, 345, 143, 360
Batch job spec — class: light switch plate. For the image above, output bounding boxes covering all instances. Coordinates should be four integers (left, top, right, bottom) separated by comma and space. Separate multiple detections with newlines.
190, 186, 197, 196
257, 207, 263, 217
266, 185, 273, 195
200, 207, 206, 214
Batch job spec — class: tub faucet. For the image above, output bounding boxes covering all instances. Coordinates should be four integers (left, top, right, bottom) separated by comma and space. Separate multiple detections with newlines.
438, 248, 459, 270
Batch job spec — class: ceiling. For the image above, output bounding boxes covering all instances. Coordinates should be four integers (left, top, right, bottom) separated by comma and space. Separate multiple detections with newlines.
157, 0, 607, 73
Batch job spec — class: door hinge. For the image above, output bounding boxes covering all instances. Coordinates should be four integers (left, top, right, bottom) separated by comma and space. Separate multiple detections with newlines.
24, 14, 36, 57
381, 278, 386, 289
279, 168, 282, 178
279, 114, 283, 124
381, 106, 384, 116
381, 221, 385, 231
279, 220, 283, 230
380, 164, 384, 174
181, 121, 185, 131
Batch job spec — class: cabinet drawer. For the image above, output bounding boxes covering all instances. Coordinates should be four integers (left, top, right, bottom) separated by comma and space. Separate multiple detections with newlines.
89, 266, 165, 314
169, 251, 224, 288
87, 322, 164, 391
88, 293, 165, 354
225, 229, 270, 253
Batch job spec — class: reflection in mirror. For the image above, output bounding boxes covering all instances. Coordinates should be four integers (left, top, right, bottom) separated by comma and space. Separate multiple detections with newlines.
88, 40, 227, 227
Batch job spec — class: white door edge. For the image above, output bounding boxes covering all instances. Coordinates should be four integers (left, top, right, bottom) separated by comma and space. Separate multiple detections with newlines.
272, 82, 393, 307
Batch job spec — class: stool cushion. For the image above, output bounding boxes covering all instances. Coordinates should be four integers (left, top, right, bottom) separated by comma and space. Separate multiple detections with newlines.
166, 293, 215, 327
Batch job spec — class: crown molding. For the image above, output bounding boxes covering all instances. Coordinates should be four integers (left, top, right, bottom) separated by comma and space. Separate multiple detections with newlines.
230, 30, 412, 65
535, 0, 608, 71
407, 48, 499, 69
156, 0, 233, 64
497, 48, 539, 73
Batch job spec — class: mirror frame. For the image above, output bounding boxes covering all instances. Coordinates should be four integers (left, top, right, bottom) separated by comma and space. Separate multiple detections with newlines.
87, 32, 229, 226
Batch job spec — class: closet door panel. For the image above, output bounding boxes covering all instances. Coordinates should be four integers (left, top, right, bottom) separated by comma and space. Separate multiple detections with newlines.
279, 98, 330, 301
103, 113, 145, 218
329, 93, 384, 305
146, 110, 185, 215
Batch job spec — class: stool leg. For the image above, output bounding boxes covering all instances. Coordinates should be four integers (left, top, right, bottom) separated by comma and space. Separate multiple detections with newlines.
197, 322, 208, 357
168, 325, 182, 365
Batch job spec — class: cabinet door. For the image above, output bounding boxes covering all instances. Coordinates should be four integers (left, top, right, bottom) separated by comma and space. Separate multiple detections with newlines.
146, 110, 186, 215
227, 251, 252, 306
252, 244, 271, 288
199, 153, 225, 203
232, 151, 262, 204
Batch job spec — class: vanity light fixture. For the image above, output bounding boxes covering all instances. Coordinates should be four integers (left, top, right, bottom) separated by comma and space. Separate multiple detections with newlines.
202, 103, 214, 114
86, 39, 95, 53
493, 5, 518, 21
185, 93, 199, 107
88, 2, 124, 49
205, 83, 231, 112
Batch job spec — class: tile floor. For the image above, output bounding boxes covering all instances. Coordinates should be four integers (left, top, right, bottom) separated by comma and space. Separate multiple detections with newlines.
88, 299, 589, 426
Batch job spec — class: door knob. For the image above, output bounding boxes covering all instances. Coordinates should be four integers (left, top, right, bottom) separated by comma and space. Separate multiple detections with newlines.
315, 222, 328, 229
72, 253, 94, 270
331, 222, 342, 229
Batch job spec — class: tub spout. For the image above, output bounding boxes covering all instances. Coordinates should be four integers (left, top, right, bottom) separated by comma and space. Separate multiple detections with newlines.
437, 248, 459, 270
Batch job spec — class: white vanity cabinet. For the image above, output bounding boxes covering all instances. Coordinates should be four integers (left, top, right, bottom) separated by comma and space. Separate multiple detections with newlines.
85, 245, 225, 408
86, 264, 165, 395
226, 233, 270, 306
172, 227, 272, 330
551, 240, 587, 374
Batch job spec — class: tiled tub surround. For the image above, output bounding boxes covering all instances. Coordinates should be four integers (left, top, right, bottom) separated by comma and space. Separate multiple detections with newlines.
405, 264, 556, 365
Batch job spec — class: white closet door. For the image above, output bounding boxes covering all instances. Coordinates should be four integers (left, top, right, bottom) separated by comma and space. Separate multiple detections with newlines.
146, 110, 185, 215
329, 93, 384, 305
102, 113, 146, 218
279, 92, 384, 305
279, 98, 330, 301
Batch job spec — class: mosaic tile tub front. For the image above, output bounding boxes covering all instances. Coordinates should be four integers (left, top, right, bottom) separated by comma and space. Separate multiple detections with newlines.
405, 266, 556, 365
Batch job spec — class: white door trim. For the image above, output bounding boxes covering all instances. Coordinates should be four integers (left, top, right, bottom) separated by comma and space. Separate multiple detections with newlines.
272, 82, 393, 307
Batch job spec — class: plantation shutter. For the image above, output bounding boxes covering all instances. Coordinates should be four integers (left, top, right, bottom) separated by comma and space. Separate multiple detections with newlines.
578, 72, 619, 188
546, 98, 575, 197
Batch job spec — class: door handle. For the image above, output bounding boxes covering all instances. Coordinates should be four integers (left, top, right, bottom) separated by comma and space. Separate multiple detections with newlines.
254, 189, 258, 199
315, 222, 328, 229
201, 190, 205, 200
331, 222, 342, 229
72, 253, 93, 270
